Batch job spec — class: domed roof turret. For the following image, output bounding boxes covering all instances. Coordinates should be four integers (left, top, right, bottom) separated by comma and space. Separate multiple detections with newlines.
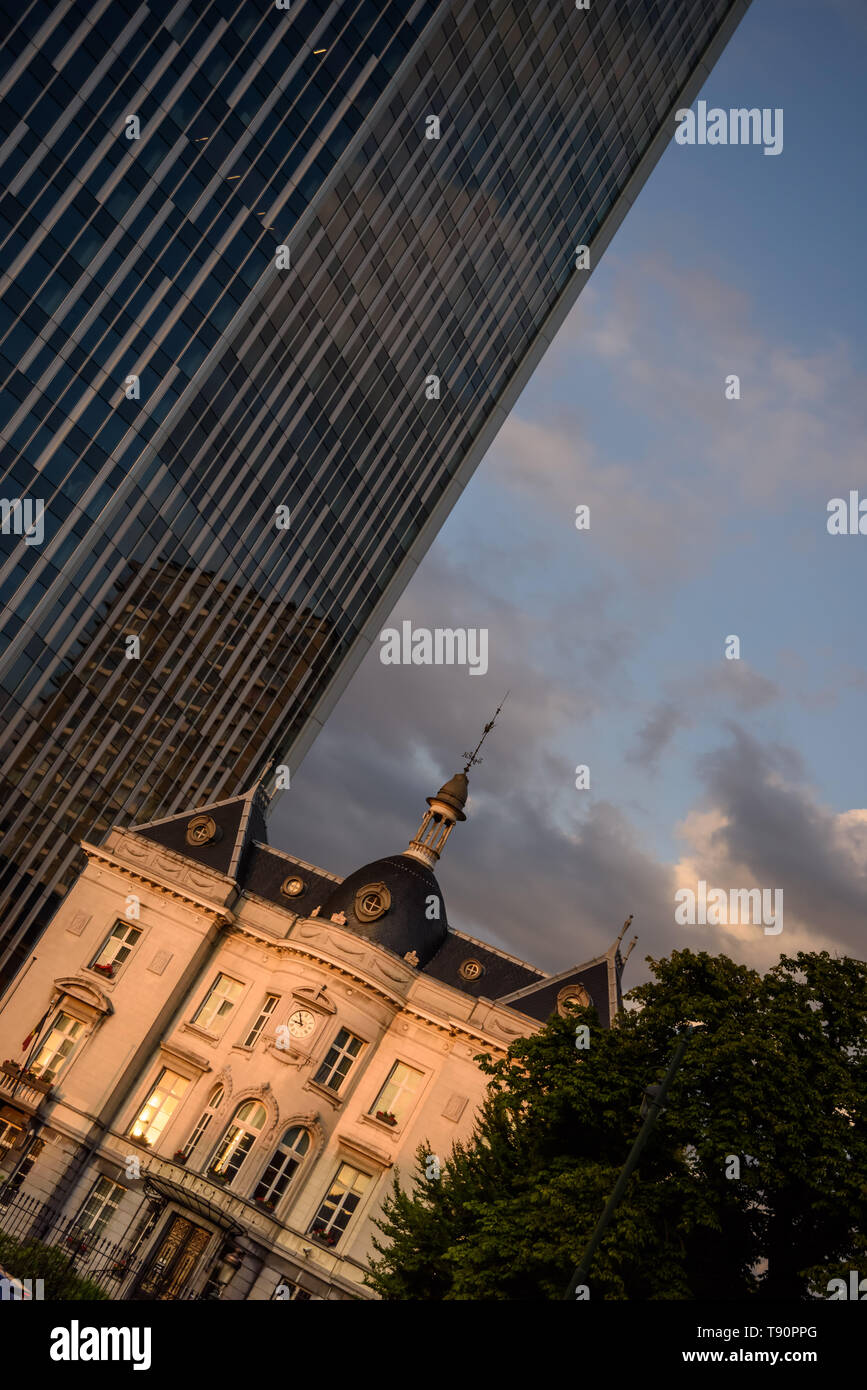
320, 708, 507, 967
318, 854, 447, 967
429, 772, 468, 821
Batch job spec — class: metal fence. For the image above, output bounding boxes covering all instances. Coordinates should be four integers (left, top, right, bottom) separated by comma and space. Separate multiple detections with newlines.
0, 1188, 146, 1299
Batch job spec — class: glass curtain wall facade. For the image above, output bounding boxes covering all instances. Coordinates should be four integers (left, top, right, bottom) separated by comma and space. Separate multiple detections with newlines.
0, 0, 748, 984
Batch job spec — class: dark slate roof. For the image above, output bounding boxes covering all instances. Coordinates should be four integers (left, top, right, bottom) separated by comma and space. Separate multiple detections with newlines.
500, 958, 616, 1028
423, 930, 546, 1000
244, 842, 340, 917
123, 792, 625, 1028
318, 854, 448, 968
129, 787, 268, 880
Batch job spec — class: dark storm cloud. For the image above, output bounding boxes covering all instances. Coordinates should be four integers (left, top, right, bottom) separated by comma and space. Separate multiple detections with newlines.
691, 724, 867, 957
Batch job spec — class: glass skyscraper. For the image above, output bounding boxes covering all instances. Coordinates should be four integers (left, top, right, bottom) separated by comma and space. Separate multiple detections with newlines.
0, 0, 749, 984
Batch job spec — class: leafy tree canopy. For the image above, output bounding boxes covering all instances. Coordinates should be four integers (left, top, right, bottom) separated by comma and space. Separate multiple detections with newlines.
366, 950, 867, 1300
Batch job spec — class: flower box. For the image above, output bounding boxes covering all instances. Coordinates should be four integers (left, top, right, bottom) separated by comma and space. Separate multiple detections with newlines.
310, 1225, 337, 1247
208, 1169, 230, 1185
92, 963, 115, 977
254, 1196, 276, 1211
173, 1151, 187, 1165
375, 1110, 398, 1126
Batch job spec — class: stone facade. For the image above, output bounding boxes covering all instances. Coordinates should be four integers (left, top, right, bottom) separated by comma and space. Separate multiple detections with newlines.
0, 777, 625, 1300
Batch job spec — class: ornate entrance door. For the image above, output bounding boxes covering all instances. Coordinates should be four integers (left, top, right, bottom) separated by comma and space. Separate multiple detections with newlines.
132, 1214, 212, 1300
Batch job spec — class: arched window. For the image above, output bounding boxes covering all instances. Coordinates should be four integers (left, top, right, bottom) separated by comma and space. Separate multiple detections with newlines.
181, 1084, 224, 1163
209, 1100, 266, 1184
253, 1127, 310, 1207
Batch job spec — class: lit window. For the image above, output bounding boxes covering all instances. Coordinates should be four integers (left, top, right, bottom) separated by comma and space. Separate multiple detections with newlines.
309, 1163, 370, 1247
313, 1028, 364, 1093
209, 1099, 267, 1185
29, 1012, 85, 1083
191, 973, 244, 1032
242, 993, 279, 1048
179, 1083, 224, 1161
90, 920, 142, 978
370, 1061, 423, 1125
0, 1118, 23, 1153
128, 1068, 190, 1147
252, 1126, 310, 1207
74, 1176, 126, 1237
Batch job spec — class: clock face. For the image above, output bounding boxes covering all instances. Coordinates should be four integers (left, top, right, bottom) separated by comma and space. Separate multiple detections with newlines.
287, 1009, 315, 1039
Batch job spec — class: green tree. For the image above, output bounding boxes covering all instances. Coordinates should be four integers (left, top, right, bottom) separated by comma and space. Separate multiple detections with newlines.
366, 950, 867, 1300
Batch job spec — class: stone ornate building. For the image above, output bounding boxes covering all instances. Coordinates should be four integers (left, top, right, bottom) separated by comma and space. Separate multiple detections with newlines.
0, 766, 628, 1300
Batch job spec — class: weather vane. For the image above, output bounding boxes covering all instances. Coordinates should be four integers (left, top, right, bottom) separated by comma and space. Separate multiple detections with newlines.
463, 692, 509, 773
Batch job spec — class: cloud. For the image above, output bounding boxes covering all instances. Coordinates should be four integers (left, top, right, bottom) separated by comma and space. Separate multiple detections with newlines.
627, 701, 688, 768
672, 724, 867, 967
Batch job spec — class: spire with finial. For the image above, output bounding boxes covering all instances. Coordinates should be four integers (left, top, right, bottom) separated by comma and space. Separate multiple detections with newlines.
403, 697, 508, 869
462, 691, 509, 773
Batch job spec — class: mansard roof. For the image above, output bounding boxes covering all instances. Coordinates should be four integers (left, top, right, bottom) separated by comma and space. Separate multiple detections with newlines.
244, 841, 340, 917
128, 785, 268, 881
121, 791, 625, 1028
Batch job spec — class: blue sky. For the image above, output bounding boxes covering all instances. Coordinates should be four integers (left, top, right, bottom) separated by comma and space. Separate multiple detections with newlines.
273, 0, 867, 986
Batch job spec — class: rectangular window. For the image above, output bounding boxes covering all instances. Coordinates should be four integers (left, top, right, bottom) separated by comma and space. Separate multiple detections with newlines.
128, 1068, 189, 1147
191, 973, 244, 1032
370, 1061, 424, 1125
309, 1163, 370, 1247
90, 920, 142, 978
313, 1028, 365, 1093
242, 993, 279, 1048
0, 1118, 23, 1153
272, 1279, 312, 1300
74, 1176, 126, 1237
29, 1012, 84, 1083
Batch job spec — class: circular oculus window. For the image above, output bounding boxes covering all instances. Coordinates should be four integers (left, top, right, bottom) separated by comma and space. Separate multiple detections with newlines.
280, 876, 306, 898
354, 882, 391, 922
557, 984, 590, 1015
186, 814, 218, 846
459, 959, 484, 981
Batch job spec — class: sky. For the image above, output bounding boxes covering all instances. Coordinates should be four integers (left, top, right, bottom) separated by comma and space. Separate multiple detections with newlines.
271, 0, 867, 990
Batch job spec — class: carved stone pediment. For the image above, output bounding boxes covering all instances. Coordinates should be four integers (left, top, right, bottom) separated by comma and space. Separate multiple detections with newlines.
54, 976, 112, 1017
334, 1131, 393, 1171
159, 1040, 212, 1073
292, 985, 336, 1016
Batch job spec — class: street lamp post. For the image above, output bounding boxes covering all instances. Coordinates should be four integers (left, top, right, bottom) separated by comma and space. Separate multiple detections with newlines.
563, 1023, 702, 1299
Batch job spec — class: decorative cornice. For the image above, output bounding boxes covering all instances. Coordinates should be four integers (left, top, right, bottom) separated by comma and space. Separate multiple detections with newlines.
334, 1132, 394, 1171
81, 842, 234, 922
159, 1040, 212, 1074
231, 918, 515, 1054
54, 975, 113, 1017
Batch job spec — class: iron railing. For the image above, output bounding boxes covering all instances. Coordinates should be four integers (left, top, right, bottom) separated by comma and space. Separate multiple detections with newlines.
0, 1187, 147, 1299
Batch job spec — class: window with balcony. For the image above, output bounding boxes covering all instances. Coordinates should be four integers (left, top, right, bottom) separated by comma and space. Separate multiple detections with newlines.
89, 920, 142, 979
208, 1099, 267, 1186
313, 1027, 364, 1093
370, 1060, 423, 1126
191, 973, 244, 1033
309, 1163, 370, 1248
128, 1068, 190, 1147
28, 1012, 85, 1083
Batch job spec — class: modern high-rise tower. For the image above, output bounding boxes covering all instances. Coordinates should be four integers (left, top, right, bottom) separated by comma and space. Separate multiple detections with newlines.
0, 0, 750, 984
